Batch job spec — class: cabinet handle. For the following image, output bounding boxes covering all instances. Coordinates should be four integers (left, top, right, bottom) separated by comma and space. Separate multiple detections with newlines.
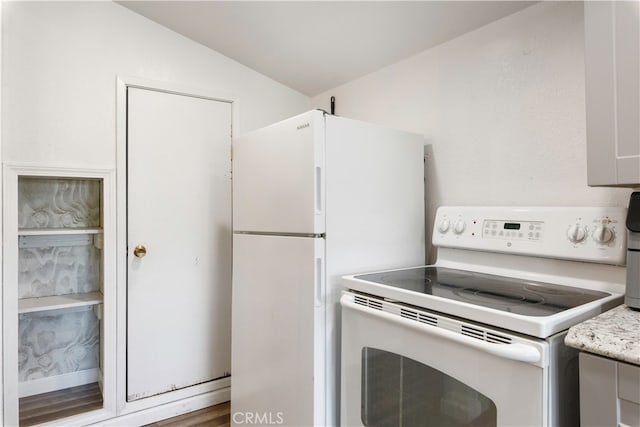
133, 245, 147, 258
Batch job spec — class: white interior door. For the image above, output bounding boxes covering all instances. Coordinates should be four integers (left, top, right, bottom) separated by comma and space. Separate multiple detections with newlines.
126, 87, 232, 401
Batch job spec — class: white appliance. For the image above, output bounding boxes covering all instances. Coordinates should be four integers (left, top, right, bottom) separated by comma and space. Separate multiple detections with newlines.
626, 192, 640, 309
231, 110, 425, 426
342, 206, 627, 427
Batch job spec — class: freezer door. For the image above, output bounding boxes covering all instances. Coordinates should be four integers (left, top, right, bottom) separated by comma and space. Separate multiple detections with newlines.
233, 110, 325, 234
231, 233, 326, 427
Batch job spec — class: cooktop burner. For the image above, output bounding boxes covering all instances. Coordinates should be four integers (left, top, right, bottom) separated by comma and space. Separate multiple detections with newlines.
354, 266, 610, 317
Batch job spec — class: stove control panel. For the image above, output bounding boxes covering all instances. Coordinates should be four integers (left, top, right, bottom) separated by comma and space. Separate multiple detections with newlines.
482, 220, 545, 241
433, 207, 627, 265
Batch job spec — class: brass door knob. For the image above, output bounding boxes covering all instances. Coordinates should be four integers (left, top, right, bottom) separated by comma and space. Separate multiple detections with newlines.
133, 245, 147, 258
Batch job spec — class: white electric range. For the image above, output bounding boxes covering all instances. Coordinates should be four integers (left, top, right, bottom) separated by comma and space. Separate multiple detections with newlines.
340, 206, 627, 427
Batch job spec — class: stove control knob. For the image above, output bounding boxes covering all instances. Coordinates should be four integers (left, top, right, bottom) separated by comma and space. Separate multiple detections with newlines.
567, 224, 587, 244
592, 225, 614, 244
438, 218, 451, 233
453, 219, 466, 235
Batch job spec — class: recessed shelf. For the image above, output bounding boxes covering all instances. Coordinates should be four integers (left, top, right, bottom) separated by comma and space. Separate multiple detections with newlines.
18, 292, 103, 314
18, 228, 104, 249
7, 167, 113, 424
18, 228, 103, 236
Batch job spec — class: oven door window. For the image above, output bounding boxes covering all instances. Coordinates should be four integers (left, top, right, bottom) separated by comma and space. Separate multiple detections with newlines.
362, 347, 497, 427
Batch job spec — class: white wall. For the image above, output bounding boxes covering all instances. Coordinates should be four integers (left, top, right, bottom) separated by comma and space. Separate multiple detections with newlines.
0, 1, 3, 423
2, 1, 309, 167
312, 2, 633, 238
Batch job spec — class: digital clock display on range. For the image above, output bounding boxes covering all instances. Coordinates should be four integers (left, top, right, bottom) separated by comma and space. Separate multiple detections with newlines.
503, 223, 521, 230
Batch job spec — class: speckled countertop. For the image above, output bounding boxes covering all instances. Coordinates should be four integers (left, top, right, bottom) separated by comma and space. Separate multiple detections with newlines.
565, 305, 640, 366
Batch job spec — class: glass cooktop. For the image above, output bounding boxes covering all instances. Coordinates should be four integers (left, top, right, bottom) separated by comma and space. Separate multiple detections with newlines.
354, 266, 610, 317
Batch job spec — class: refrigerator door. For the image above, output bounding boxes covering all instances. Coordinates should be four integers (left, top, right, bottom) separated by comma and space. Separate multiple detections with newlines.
233, 110, 325, 234
231, 233, 326, 427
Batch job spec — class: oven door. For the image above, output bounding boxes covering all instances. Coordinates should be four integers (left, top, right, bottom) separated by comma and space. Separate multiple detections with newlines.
341, 292, 549, 426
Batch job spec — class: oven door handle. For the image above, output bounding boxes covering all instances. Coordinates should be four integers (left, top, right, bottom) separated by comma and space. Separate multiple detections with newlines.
342, 297, 541, 364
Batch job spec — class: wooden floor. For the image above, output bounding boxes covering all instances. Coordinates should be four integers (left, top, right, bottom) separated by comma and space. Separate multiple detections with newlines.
19, 382, 103, 426
145, 401, 230, 427
18, 382, 230, 427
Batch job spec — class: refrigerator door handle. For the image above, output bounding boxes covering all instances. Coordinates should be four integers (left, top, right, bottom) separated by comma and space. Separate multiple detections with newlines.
315, 166, 323, 215
315, 256, 323, 307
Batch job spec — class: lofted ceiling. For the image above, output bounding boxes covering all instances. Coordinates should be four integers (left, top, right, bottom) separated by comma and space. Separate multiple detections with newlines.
118, 1, 537, 97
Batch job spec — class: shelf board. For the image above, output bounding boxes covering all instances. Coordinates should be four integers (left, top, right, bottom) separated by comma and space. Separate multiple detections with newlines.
18, 292, 103, 314
18, 228, 103, 248
18, 227, 103, 236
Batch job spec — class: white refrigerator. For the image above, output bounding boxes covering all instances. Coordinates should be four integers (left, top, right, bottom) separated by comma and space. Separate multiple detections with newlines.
231, 110, 425, 426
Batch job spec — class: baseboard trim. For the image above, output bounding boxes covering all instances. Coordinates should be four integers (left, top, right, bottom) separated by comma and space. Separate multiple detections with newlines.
87, 387, 230, 426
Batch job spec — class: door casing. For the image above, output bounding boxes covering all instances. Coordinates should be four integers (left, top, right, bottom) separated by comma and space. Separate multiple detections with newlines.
115, 76, 238, 415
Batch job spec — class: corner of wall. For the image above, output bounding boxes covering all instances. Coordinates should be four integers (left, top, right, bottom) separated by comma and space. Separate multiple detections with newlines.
0, 0, 5, 421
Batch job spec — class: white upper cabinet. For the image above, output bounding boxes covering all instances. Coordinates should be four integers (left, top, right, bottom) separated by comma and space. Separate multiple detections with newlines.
585, 1, 640, 186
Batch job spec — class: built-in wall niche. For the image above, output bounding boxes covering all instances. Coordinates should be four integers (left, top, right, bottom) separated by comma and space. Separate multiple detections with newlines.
3, 167, 115, 426
18, 176, 104, 425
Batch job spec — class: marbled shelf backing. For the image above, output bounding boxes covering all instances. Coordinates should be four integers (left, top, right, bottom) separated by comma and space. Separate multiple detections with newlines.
18, 309, 99, 382
16, 175, 104, 393
18, 177, 101, 229
19, 245, 100, 299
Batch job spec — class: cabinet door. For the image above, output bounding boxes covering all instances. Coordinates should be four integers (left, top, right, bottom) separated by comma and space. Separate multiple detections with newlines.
585, 1, 640, 186
579, 353, 619, 427
126, 87, 232, 400
618, 362, 640, 427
